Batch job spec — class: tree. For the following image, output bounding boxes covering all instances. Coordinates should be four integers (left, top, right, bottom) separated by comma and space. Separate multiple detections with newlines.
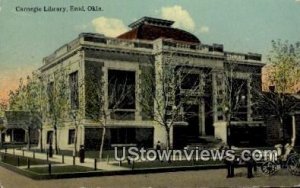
69, 70, 84, 158
258, 40, 300, 146
0, 98, 7, 147
0, 98, 7, 117
266, 40, 300, 94
23, 75, 42, 150
85, 65, 135, 159
7, 74, 43, 150
220, 61, 249, 147
47, 67, 69, 154
139, 53, 203, 149
8, 78, 26, 111
35, 74, 48, 152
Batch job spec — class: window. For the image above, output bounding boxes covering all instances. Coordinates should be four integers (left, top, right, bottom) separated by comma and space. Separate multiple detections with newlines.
181, 73, 200, 89
230, 78, 248, 121
108, 70, 135, 109
68, 129, 75, 144
69, 71, 79, 109
47, 131, 53, 144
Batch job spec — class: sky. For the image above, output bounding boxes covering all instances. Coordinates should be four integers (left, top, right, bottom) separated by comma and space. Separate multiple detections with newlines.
0, 0, 300, 101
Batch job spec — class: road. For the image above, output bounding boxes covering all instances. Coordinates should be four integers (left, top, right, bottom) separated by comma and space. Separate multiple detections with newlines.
0, 166, 300, 188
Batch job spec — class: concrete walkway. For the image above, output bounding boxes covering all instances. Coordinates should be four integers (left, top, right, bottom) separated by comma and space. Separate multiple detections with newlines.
0, 148, 128, 171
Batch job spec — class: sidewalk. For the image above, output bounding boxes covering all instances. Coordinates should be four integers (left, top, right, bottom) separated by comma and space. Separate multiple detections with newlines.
0, 148, 128, 171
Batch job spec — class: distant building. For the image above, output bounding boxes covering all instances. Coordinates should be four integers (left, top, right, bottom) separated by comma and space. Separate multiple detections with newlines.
37, 17, 264, 150
2, 111, 39, 145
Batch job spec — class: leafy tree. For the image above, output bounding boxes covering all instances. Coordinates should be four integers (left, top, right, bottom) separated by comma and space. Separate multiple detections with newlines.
47, 67, 69, 154
8, 78, 26, 111
258, 40, 300, 146
267, 40, 300, 93
23, 75, 42, 150
0, 99, 7, 147
7, 74, 43, 150
0, 98, 7, 117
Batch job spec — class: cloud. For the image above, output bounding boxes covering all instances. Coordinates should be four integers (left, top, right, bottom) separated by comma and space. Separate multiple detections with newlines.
199, 26, 209, 33
160, 5, 195, 31
91, 17, 128, 37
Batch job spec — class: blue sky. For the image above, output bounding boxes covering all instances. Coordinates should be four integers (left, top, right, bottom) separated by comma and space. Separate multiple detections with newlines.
0, 0, 300, 99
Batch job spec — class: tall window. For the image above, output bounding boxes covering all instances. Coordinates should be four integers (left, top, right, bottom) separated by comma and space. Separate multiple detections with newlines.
68, 129, 75, 144
181, 73, 200, 89
47, 131, 53, 144
108, 70, 135, 109
230, 78, 248, 121
69, 71, 79, 109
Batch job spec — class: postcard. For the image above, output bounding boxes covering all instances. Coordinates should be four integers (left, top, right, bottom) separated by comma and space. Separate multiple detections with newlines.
0, 0, 300, 187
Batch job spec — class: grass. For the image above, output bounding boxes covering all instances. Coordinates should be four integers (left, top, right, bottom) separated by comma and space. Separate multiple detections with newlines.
27, 165, 95, 174
0, 153, 58, 166
117, 159, 223, 169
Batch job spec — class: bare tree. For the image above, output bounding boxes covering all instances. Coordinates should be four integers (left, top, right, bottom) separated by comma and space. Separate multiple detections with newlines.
220, 61, 249, 147
139, 53, 203, 149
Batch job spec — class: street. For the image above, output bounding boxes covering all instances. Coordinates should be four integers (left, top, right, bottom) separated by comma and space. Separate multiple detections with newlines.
1, 166, 300, 188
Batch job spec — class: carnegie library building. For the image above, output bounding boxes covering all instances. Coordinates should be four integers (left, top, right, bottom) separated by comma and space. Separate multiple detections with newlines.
37, 17, 266, 150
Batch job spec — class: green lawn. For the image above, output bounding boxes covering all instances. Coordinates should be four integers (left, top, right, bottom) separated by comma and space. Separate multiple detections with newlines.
0, 153, 57, 166
117, 159, 223, 169
28, 165, 95, 174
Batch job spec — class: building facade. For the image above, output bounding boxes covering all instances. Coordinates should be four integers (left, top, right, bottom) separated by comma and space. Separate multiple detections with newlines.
38, 17, 264, 150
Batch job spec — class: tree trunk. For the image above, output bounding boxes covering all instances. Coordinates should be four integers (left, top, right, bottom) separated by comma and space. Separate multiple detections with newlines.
166, 128, 171, 150
54, 125, 59, 154
39, 128, 43, 152
73, 126, 78, 157
27, 128, 31, 150
99, 126, 106, 160
227, 120, 231, 149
